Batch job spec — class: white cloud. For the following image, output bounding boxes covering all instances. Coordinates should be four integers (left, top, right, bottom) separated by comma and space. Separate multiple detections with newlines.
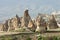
51, 11, 60, 15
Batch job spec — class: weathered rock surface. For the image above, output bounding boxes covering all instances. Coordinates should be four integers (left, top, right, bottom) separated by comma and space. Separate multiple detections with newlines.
8, 14, 21, 31
28, 20, 36, 32
3, 20, 9, 31
0, 23, 4, 31
0, 10, 59, 32
48, 15, 58, 29
1, 14, 21, 31
8, 19, 14, 31
21, 10, 31, 27
36, 14, 47, 32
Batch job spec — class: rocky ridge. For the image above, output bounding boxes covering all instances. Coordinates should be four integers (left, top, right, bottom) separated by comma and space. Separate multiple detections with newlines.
0, 10, 59, 32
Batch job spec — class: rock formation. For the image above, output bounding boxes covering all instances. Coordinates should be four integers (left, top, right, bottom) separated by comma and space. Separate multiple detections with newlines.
0, 10, 59, 32
21, 10, 31, 27
36, 14, 47, 32
7, 19, 15, 31
0, 23, 4, 31
11, 14, 20, 30
28, 20, 36, 32
3, 20, 9, 31
48, 15, 58, 29
6, 14, 21, 31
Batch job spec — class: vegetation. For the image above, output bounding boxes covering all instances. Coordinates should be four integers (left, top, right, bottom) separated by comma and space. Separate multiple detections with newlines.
37, 34, 60, 40
26, 37, 32, 40
10, 28, 26, 32
0, 34, 60, 40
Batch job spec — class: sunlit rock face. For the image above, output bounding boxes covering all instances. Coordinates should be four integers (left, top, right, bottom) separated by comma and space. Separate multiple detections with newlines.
7, 19, 15, 31
21, 10, 31, 27
28, 20, 33, 28
35, 16, 41, 32
3, 14, 21, 31
32, 19, 37, 27
48, 15, 58, 29
28, 20, 36, 32
0, 10, 59, 32
0, 23, 4, 31
11, 14, 20, 30
36, 14, 47, 32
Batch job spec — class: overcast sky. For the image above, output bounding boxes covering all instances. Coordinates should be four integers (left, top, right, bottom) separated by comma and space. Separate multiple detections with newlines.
0, 0, 60, 22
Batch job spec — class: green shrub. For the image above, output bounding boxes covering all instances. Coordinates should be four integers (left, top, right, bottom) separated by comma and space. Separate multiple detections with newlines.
38, 36, 43, 40
52, 36, 60, 40
26, 37, 32, 40
52, 36, 58, 40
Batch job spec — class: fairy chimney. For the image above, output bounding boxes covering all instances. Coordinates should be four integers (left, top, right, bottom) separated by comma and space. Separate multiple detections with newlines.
48, 15, 58, 29
11, 14, 20, 30
21, 10, 31, 27
36, 14, 47, 32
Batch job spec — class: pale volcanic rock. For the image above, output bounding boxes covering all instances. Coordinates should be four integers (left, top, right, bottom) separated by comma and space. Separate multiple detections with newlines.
32, 18, 36, 26
11, 18, 18, 29
35, 18, 40, 32
0, 10, 59, 32
28, 20, 36, 31
48, 15, 58, 29
28, 20, 33, 28
11, 14, 20, 30
3, 14, 21, 31
35, 14, 47, 32
0, 23, 4, 31
7, 19, 15, 31
21, 17, 25, 27
3, 20, 9, 31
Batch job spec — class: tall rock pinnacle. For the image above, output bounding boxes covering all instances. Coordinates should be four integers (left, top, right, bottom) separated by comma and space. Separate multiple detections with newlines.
24, 10, 29, 17
21, 9, 31, 27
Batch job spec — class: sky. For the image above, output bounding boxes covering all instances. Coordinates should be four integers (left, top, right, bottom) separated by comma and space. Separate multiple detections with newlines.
0, 0, 60, 22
